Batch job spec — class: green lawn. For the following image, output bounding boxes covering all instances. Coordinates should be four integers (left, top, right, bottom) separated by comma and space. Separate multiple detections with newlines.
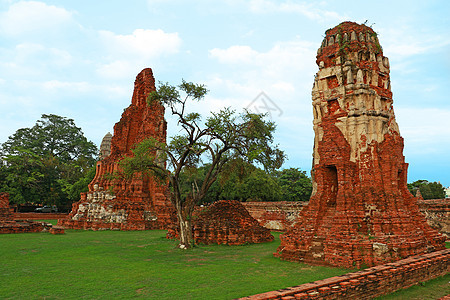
0, 230, 351, 299
376, 273, 449, 300
0, 229, 448, 299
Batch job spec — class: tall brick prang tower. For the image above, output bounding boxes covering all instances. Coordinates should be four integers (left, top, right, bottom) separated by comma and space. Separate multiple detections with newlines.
275, 22, 445, 268
59, 68, 175, 230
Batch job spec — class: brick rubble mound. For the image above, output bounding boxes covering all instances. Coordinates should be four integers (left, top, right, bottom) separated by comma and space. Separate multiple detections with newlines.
0, 193, 45, 234
168, 200, 274, 245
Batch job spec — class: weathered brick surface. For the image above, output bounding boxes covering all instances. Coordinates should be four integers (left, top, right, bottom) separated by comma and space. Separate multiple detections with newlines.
58, 68, 176, 231
14, 213, 68, 220
243, 200, 449, 239
418, 199, 449, 238
275, 22, 445, 268
168, 200, 274, 245
0, 193, 45, 234
242, 202, 306, 231
239, 249, 450, 300
49, 226, 65, 234
0, 192, 12, 221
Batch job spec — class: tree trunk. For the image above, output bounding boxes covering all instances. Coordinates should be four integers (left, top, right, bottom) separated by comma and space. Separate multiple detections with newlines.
177, 209, 193, 249
174, 193, 195, 249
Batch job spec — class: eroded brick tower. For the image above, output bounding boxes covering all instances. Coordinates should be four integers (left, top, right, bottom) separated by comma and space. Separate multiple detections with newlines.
59, 68, 175, 230
275, 22, 445, 268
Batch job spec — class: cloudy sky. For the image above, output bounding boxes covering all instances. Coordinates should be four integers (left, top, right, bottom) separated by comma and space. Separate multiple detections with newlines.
0, 0, 449, 186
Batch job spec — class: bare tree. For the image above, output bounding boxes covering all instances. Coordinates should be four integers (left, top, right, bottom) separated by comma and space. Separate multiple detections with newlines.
119, 80, 285, 248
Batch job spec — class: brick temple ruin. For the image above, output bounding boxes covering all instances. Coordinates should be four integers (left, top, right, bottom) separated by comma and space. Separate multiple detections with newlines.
275, 22, 446, 268
58, 68, 175, 230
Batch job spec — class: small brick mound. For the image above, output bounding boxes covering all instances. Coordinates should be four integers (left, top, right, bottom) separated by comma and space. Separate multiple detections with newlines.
1, 193, 45, 234
192, 200, 274, 245
49, 226, 65, 235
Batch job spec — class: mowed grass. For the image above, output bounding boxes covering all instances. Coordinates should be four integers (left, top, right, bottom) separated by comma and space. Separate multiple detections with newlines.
376, 273, 450, 300
0, 230, 353, 299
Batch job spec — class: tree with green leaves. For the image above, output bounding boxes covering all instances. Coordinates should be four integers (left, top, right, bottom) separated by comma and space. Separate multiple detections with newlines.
0, 114, 98, 208
119, 80, 285, 249
407, 180, 445, 200
276, 167, 312, 201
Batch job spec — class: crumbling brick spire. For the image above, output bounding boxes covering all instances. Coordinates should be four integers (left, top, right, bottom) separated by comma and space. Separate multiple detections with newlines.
59, 68, 175, 230
275, 22, 445, 268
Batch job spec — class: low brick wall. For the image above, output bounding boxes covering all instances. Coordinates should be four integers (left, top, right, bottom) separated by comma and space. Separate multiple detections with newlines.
418, 199, 449, 238
238, 249, 449, 300
242, 202, 307, 231
244, 200, 449, 238
0, 220, 44, 234
14, 213, 68, 220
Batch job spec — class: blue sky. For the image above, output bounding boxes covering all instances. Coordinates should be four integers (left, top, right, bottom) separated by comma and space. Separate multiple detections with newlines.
0, 0, 449, 186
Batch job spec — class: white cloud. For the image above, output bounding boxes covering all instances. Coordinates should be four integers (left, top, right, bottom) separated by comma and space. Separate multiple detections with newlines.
208, 39, 317, 93
396, 107, 450, 154
380, 24, 450, 60
42, 80, 91, 92
99, 29, 181, 60
97, 29, 182, 79
209, 46, 258, 64
96, 60, 137, 80
14, 43, 73, 66
209, 39, 316, 69
0, 1, 73, 36
248, 0, 344, 22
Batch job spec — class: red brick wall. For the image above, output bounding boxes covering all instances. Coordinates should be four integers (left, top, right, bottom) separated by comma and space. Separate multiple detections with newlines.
0, 193, 12, 221
14, 213, 68, 220
242, 202, 306, 231
239, 249, 449, 300
418, 199, 449, 238
244, 200, 449, 238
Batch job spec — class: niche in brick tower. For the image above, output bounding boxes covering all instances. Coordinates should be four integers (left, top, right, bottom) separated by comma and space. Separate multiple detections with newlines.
58, 68, 175, 230
275, 22, 445, 268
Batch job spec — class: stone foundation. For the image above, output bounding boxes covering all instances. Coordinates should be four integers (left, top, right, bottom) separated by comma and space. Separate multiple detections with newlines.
239, 249, 450, 299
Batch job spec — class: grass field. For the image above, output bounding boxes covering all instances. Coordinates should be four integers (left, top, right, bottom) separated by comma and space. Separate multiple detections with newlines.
376, 273, 449, 300
0, 230, 352, 299
0, 229, 448, 299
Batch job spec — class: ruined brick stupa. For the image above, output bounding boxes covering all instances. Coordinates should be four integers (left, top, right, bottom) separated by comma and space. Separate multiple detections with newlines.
59, 68, 175, 230
275, 22, 445, 268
